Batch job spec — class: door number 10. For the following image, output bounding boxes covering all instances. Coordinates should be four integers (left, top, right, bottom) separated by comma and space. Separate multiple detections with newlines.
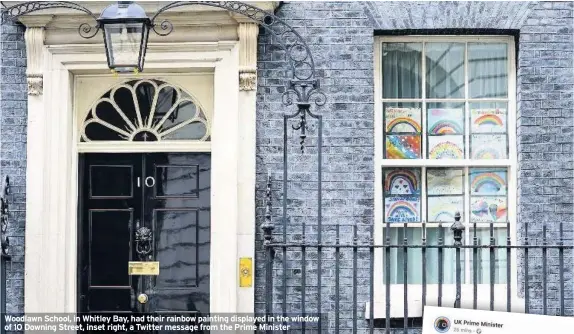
137, 177, 156, 188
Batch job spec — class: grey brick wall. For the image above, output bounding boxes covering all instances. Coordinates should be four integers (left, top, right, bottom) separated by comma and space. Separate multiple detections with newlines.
254, 1, 377, 332
516, 1, 574, 317
254, 1, 573, 332
0, 20, 27, 314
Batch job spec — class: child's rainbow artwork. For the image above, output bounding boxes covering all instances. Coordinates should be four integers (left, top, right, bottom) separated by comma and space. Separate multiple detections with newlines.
427, 168, 463, 195
385, 135, 421, 159
384, 169, 420, 195
471, 108, 506, 133
428, 136, 464, 159
471, 135, 506, 159
471, 197, 507, 222
385, 107, 422, 133
385, 196, 420, 223
428, 196, 464, 222
427, 108, 464, 134
470, 169, 507, 195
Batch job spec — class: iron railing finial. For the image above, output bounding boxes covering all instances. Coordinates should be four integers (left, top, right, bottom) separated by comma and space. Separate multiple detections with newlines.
451, 211, 464, 246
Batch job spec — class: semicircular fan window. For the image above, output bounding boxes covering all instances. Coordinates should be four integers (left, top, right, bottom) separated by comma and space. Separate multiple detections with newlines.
81, 79, 210, 142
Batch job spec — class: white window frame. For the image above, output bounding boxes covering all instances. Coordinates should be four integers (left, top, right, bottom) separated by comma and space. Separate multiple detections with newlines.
369, 35, 524, 318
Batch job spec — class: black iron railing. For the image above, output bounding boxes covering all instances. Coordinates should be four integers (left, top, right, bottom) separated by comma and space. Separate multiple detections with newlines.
0, 176, 11, 334
257, 74, 573, 332
261, 211, 573, 333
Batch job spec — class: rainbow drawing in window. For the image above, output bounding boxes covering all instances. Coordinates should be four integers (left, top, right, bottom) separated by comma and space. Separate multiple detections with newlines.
385, 196, 420, 223
471, 134, 506, 159
427, 168, 464, 195
385, 107, 421, 133
385, 135, 421, 159
428, 136, 464, 159
470, 197, 507, 222
470, 169, 507, 195
427, 108, 464, 134
384, 169, 420, 195
428, 196, 464, 222
471, 108, 506, 133
472, 148, 500, 159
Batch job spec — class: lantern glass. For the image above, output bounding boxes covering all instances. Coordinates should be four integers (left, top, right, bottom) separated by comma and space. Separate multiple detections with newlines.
103, 22, 146, 73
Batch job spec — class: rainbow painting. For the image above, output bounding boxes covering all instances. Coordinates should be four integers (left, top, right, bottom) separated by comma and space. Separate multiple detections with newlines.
386, 117, 422, 133
471, 134, 506, 159
471, 108, 506, 133
429, 120, 464, 134
427, 108, 464, 134
384, 169, 420, 195
472, 148, 501, 159
470, 170, 507, 195
428, 196, 463, 222
426, 168, 464, 195
471, 197, 507, 222
385, 107, 422, 133
428, 137, 464, 159
385, 135, 421, 159
385, 197, 420, 223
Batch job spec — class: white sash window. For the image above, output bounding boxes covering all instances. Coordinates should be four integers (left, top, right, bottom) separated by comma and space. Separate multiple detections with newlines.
373, 36, 519, 317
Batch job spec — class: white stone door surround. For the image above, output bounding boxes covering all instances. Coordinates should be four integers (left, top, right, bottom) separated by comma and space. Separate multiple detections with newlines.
15, 2, 274, 315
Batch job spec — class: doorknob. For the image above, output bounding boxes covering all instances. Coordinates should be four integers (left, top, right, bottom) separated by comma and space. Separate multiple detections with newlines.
137, 293, 148, 304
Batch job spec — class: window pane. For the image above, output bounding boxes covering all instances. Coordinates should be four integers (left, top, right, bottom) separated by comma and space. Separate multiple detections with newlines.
426, 43, 465, 98
470, 227, 508, 284
469, 43, 508, 98
470, 102, 508, 159
427, 105, 464, 135
470, 168, 508, 223
384, 103, 422, 159
471, 134, 507, 159
157, 91, 208, 141
426, 102, 465, 159
386, 227, 464, 284
470, 168, 508, 195
383, 168, 421, 223
427, 168, 465, 223
427, 168, 464, 195
470, 103, 507, 134
428, 196, 464, 223
382, 43, 422, 99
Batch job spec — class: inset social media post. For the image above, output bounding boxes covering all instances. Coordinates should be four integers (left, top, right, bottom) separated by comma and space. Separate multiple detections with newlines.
423, 306, 574, 334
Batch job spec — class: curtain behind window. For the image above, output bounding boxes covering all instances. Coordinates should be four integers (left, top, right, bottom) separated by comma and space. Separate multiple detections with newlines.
382, 43, 422, 99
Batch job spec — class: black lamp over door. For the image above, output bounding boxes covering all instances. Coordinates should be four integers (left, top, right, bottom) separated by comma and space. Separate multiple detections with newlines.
98, 1, 151, 74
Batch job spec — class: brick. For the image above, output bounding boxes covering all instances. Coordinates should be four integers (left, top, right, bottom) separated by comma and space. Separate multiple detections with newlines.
0, 20, 26, 314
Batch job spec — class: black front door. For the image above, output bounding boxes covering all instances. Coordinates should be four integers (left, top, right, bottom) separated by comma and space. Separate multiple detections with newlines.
78, 153, 211, 320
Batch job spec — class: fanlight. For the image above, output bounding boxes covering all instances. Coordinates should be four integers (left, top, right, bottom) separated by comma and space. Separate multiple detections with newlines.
81, 79, 210, 142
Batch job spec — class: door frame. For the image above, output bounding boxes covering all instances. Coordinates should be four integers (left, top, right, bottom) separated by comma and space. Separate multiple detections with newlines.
23, 40, 255, 315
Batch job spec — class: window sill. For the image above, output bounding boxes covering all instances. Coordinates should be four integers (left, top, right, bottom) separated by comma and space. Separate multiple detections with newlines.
365, 284, 525, 319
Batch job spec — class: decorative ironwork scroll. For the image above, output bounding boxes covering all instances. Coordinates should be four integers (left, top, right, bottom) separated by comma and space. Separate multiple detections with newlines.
1, 1, 326, 145
0, 176, 10, 258
1, 1, 100, 38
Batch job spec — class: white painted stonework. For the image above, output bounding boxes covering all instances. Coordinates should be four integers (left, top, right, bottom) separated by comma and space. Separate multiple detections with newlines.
15, 1, 276, 319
